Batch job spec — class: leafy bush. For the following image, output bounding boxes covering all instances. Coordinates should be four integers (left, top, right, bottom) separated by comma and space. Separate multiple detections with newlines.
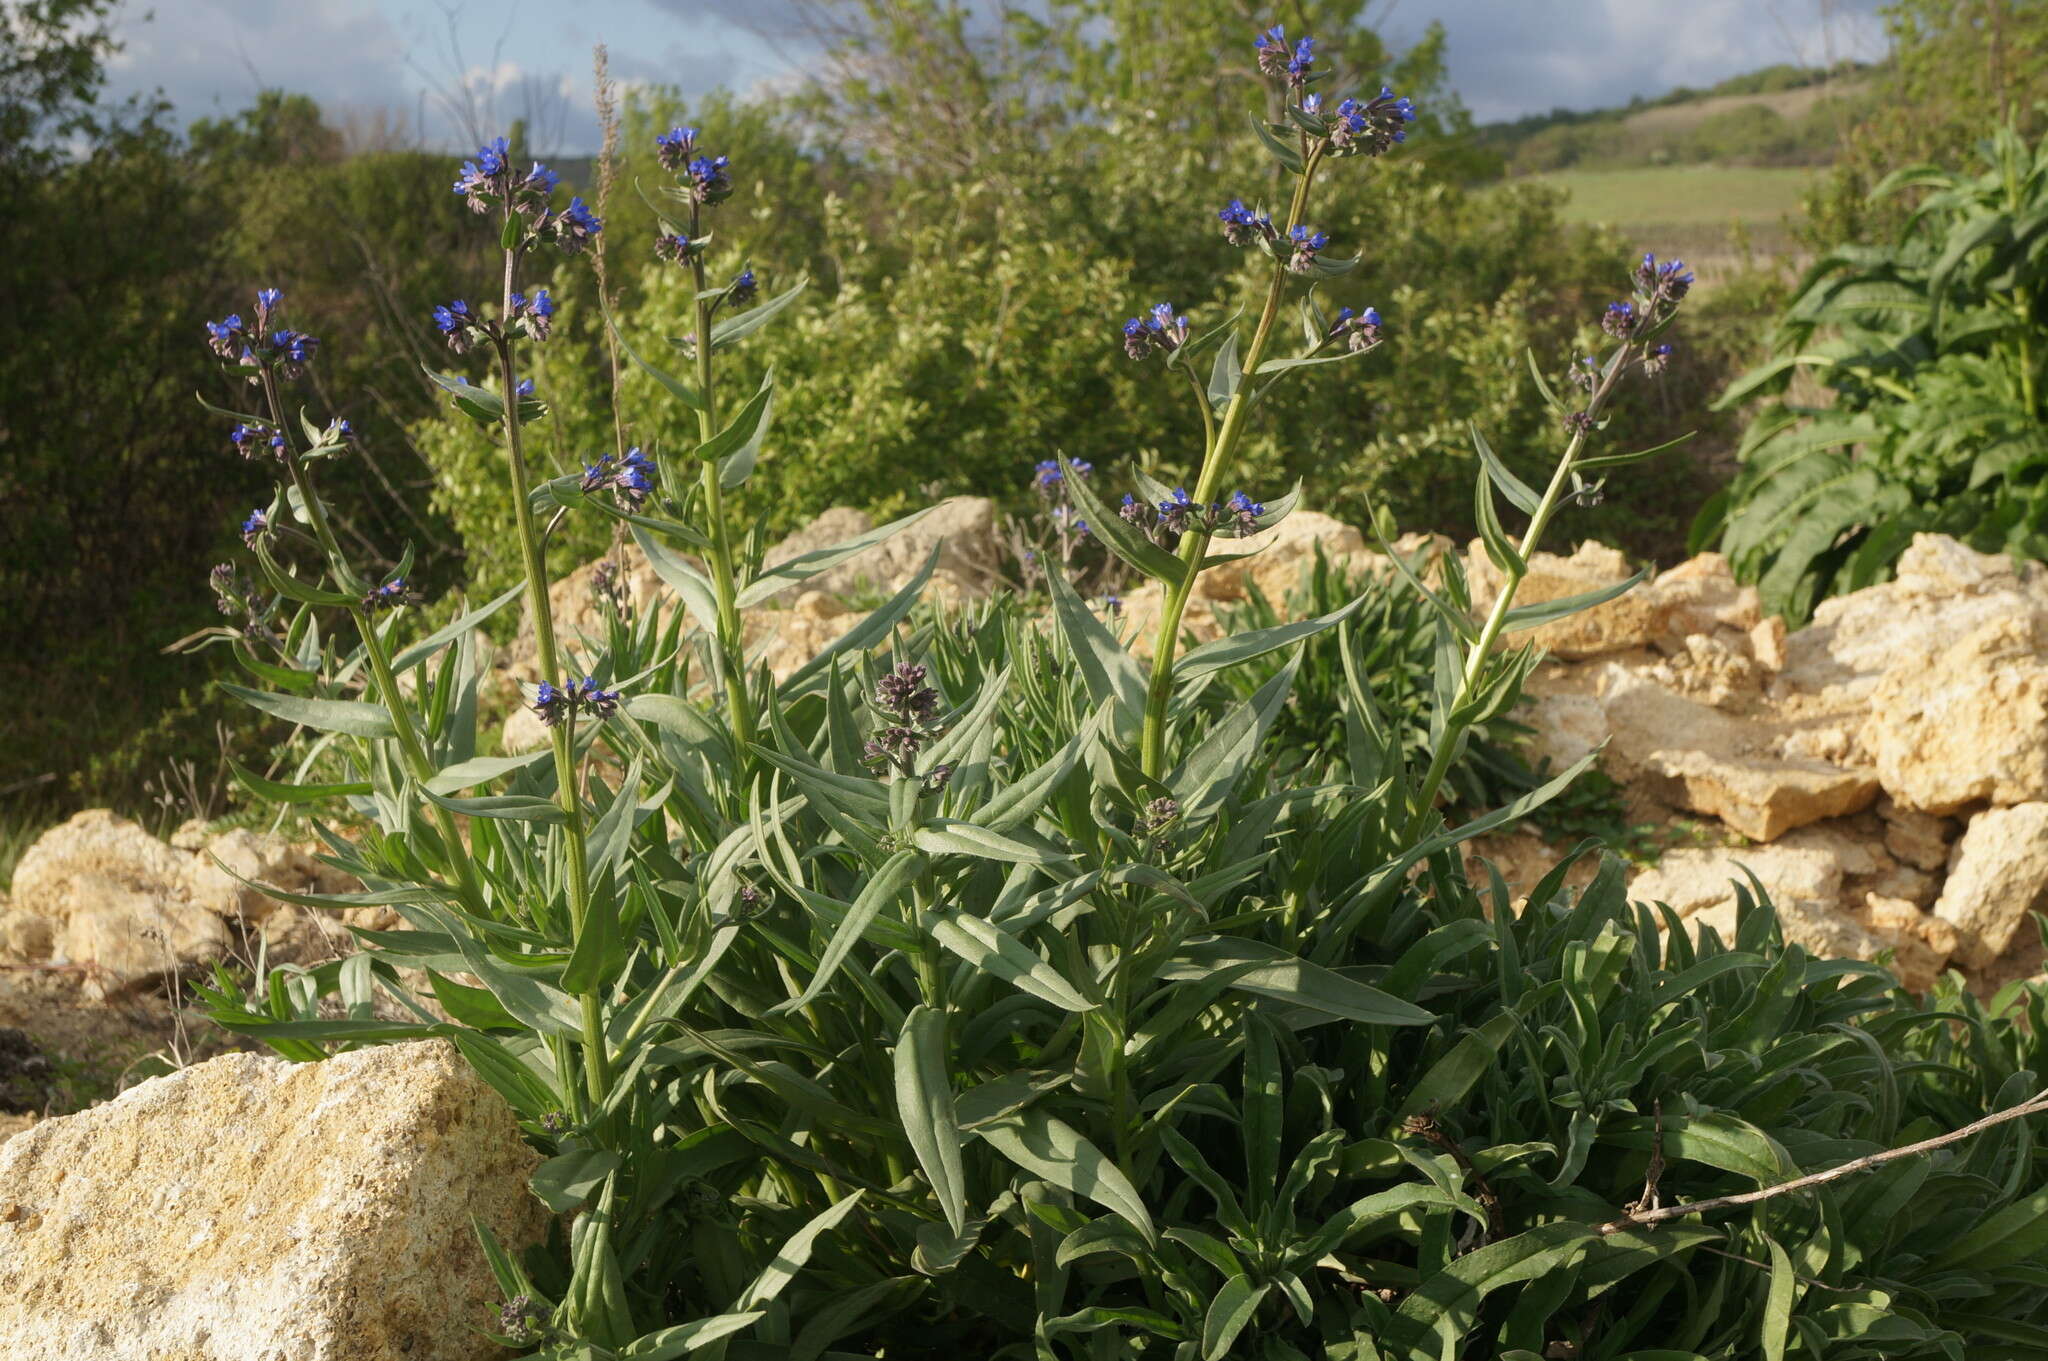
1698, 123, 2048, 620
186, 25, 2048, 1361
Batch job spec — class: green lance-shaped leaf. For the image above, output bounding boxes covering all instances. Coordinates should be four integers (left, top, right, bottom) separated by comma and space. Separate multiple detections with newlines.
696, 369, 773, 463
421, 789, 567, 824
736, 504, 938, 607
1059, 456, 1186, 587
1499, 570, 1646, 633
1469, 421, 1541, 515
1474, 463, 1527, 576
928, 911, 1098, 1012
976, 1106, 1155, 1243
733, 1190, 866, 1311
390, 581, 524, 672
616, 1312, 768, 1361
1208, 330, 1242, 408
1249, 114, 1305, 173
769, 848, 921, 1016
1203, 1276, 1269, 1361
1173, 594, 1363, 681
218, 683, 396, 739
606, 308, 705, 410
227, 756, 371, 804
1161, 936, 1433, 1027
1045, 568, 1145, 723
895, 1007, 970, 1235
630, 523, 723, 632
531, 1148, 621, 1213
709, 277, 808, 351
424, 750, 551, 794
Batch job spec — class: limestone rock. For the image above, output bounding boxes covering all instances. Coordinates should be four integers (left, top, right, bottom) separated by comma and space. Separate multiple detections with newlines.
0, 1040, 547, 1359
183, 827, 354, 926
1935, 803, 2048, 970
1599, 670, 1878, 841
1467, 545, 1760, 662
1878, 798, 1954, 872
1782, 534, 2048, 701
1196, 510, 1373, 604
765, 497, 1002, 601
8, 812, 229, 993
1860, 893, 1957, 993
1863, 612, 2048, 814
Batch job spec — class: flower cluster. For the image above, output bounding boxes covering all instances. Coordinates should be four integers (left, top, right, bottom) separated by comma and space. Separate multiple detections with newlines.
432, 299, 479, 352
230, 422, 286, 460
510, 289, 555, 342
241, 508, 268, 545
1124, 486, 1267, 540
580, 447, 655, 509
451, 137, 601, 254
363, 577, 418, 611
728, 269, 757, 306
531, 676, 621, 728
659, 126, 733, 207
1287, 224, 1330, 273
654, 232, 700, 264
496, 1296, 547, 1348
1218, 199, 1275, 247
1633, 252, 1694, 304
1601, 300, 1638, 339
1121, 303, 1190, 359
1326, 305, 1383, 352
865, 661, 943, 776
203, 288, 319, 379
1255, 26, 1314, 85
1327, 88, 1417, 157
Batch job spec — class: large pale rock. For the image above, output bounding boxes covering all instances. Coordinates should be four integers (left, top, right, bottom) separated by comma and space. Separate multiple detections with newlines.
1935, 804, 2048, 970
182, 827, 355, 926
1598, 670, 1878, 841
0, 1040, 547, 1359
1781, 534, 2048, 700
764, 496, 1002, 601
1466, 544, 1760, 661
1863, 612, 2048, 814
7, 811, 229, 992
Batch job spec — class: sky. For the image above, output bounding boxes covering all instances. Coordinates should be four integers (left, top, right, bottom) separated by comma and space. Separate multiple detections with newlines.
97, 0, 1892, 152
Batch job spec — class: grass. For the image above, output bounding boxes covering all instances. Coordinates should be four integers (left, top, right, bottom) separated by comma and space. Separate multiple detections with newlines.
1510, 164, 1823, 277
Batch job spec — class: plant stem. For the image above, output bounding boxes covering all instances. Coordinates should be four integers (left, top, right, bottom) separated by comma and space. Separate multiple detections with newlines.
1139, 146, 1323, 779
257, 369, 484, 912
687, 223, 756, 752
1398, 350, 1636, 841
496, 236, 609, 1106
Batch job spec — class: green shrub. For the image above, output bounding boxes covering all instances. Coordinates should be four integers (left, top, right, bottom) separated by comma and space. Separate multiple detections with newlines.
187, 25, 2048, 1361
1698, 123, 2048, 620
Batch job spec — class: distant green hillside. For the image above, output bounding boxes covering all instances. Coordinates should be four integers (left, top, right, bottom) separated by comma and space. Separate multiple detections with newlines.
1523, 165, 1821, 271
1478, 61, 1874, 176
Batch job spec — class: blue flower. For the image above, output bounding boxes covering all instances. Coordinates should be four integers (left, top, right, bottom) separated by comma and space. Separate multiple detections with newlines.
1643, 342, 1676, 377
204, 313, 244, 359
570, 676, 621, 721
1119, 305, 1194, 360
512, 288, 555, 341
1287, 224, 1330, 273
1301, 92, 1323, 116
1033, 459, 1063, 492
1602, 299, 1638, 338
1119, 492, 1149, 527
1287, 36, 1316, 83
1326, 304, 1384, 352
1254, 24, 1290, 76
583, 447, 655, 509
531, 680, 571, 727
241, 508, 267, 545
364, 577, 415, 611
552, 196, 602, 254
655, 126, 698, 173
516, 377, 535, 398
267, 328, 318, 371
1226, 490, 1266, 534
256, 287, 283, 313
654, 232, 696, 265
687, 154, 732, 205
1634, 252, 1694, 302
327, 418, 354, 441
729, 269, 757, 306
453, 137, 511, 210
1329, 87, 1417, 156
1218, 198, 1273, 247
1158, 486, 1197, 535
521, 161, 559, 195
229, 423, 269, 458
432, 300, 474, 352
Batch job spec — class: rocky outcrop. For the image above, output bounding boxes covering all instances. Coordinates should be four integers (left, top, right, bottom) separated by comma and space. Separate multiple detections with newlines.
0, 1040, 545, 1359
1935, 804, 2048, 971
0, 811, 363, 995
1863, 612, 2048, 814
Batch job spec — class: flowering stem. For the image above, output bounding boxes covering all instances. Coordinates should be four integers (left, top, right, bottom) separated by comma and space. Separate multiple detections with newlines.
496, 237, 609, 1107
255, 368, 484, 912
1398, 349, 1634, 842
687, 224, 756, 754
1139, 147, 1324, 779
